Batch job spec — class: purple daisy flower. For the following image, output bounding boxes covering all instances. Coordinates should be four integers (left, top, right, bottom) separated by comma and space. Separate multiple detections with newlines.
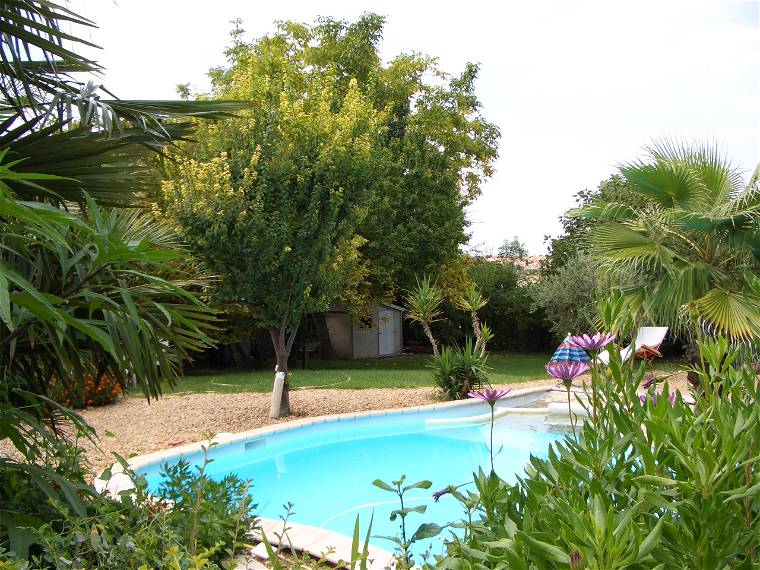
569, 332, 616, 351
467, 388, 512, 404
432, 487, 450, 502
545, 362, 590, 387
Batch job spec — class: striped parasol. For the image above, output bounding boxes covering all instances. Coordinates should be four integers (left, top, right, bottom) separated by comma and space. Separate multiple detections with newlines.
548, 334, 590, 366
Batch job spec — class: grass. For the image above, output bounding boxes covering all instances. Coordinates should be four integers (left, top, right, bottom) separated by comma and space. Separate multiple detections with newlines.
157, 352, 686, 395
163, 352, 554, 395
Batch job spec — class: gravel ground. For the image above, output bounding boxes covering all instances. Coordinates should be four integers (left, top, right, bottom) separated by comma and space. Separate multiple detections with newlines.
1, 371, 692, 478
63, 379, 560, 476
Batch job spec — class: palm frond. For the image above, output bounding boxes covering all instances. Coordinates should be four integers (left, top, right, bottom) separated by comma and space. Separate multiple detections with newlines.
593, 222, 677, 270
691, 287, 760, 341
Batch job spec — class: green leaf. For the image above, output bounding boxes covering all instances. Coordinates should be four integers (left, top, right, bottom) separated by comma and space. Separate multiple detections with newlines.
634, 475, 679, 487
372, 479, 394, 492
515, 531, 571, 564
402, 479, 432, 492
411, 523, 443, 543
638, 516, 665, 559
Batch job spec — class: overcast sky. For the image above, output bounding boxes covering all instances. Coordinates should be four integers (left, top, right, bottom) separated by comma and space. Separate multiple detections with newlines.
70, 0, 759, 254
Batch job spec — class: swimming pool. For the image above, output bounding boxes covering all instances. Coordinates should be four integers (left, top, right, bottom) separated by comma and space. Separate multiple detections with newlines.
135, 389, 566, 557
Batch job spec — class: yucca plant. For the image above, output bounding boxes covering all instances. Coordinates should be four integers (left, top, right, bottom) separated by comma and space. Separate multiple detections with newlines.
429, 337, 489, 400
404, 275, 444, 356
574, 141, 760, 344
455, 284, 489, 353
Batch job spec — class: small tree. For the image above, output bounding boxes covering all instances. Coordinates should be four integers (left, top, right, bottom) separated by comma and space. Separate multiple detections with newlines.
498, 235, 527, 259
404, 276, 444, 356
455, 285, 489, 353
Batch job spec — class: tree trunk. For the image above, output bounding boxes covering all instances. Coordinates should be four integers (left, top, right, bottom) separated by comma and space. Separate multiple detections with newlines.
422, 322, 439, 357
471, 312, 483, 352
684, 337, 702, 392
268, 320, 300, 418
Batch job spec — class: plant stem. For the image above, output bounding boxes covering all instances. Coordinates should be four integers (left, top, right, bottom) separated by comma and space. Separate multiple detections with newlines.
489, 403, 495, 473
567, 385, 576, 436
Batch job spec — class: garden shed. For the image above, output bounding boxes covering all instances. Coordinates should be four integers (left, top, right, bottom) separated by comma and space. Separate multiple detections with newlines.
324, 304, 404, 359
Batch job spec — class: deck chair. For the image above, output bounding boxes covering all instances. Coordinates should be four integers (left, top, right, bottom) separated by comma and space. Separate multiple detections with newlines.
596, 326, 668, 366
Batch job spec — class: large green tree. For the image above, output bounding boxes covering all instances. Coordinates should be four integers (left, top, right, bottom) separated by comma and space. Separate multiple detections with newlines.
213, 15, 499, 300
575, 141, 760, 342
161, 37, 385, 417
163, 15, 499, 416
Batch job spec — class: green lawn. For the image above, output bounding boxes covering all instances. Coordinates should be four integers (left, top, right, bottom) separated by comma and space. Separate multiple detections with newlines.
159, 352, 686, 395
163, 352, 554, 394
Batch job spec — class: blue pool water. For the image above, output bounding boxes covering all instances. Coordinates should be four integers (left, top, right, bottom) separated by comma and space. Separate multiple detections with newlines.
139, 399, 566, 556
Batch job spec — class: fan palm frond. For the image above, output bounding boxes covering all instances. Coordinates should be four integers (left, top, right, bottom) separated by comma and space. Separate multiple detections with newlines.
580, 141, 760, 342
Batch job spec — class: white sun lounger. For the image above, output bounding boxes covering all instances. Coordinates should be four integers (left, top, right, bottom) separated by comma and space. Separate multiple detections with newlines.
596, 326, 668, 366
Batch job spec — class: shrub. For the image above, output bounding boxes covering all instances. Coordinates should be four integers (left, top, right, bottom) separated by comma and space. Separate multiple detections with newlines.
49, 373, 123, 409
434, 338, 760, 567
1, 446, 256, 569
429, 337, 488, 400
530, 253, 598, 339
438, 260, 553, 352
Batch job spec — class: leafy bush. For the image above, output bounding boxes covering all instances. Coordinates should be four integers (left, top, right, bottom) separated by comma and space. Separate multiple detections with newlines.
156, 456, 257, 564
434, 338, 760, 567
49, 373, 123, 409
530, 253, 599, 340
439, 260, 552, 352
429, 337, 488, 400
1, 447, 256, 569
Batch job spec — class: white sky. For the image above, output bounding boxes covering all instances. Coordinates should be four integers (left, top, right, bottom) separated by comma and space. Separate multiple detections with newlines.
70, 0, 760, 254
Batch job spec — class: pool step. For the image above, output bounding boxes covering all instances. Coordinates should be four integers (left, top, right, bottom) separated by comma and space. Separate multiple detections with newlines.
251, 517, 396, 569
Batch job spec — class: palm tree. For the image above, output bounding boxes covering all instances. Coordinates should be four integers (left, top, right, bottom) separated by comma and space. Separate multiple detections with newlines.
0, 1, 243, 206
0, 1, 243, 516
575, 141, 760, 343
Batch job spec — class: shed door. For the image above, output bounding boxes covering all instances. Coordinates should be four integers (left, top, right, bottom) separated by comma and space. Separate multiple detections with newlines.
378, 309, 395, 356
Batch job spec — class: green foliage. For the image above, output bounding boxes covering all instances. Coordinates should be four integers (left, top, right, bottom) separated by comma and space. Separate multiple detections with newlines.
206, 14, 498, 301
404, 276, 445, 355
461, 260, 551, 351
155, 452, 257, 566
372, 475, 439, 568
530, 254, 599, 339
543, 175, 638, 275
429, 338, 489, 400
435, 340, 760, 568
574, 142, 760, 342
498, 236, 527, 259
0, 3, 246, 567
0, 184, 214, 404
260, 503, 374, 570
0, 2, 246, 207
161, 21, 391, 413
1, 450, 256, 569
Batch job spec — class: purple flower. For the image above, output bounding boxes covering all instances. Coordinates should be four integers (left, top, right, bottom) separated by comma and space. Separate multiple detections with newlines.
639, 392, 676, 406
641, 372, 657, 390
467, 388, 512, 404
432, 487, 450, 502
569, 332, 616, 351
569, 549, 584, 570
545, 362, 590, 387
